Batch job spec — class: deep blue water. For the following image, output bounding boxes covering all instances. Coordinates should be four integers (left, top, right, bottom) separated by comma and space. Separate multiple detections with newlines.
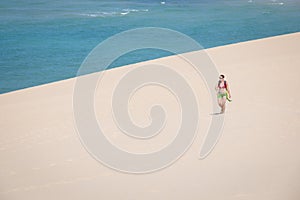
1, 0, 300, 94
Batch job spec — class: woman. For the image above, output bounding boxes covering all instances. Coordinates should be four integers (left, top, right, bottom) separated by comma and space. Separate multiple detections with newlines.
215, 74, 231, 114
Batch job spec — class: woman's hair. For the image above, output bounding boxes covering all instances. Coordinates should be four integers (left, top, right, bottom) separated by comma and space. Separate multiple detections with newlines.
220, 74, 225, 78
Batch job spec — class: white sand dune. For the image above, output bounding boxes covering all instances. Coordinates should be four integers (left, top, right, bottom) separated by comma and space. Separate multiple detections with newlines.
1, 32, 300, 199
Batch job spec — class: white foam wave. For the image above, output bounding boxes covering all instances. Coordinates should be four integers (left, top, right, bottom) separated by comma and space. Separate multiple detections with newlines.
269, 0, 284, 5
79, 12, 118, 18
270, 2, 284, 5
120, 12, 129, 16
79, 9, 149, 18
122, 9, 139, 12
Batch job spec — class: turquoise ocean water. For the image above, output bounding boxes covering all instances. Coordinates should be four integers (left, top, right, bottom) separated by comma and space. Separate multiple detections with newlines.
0, 0, 299, 94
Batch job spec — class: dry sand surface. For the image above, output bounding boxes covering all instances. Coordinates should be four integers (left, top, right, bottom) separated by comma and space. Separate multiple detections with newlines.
1, 32, 300, 200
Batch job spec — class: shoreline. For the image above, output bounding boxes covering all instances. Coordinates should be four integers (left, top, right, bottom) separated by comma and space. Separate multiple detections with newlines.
1, 31, 299, 96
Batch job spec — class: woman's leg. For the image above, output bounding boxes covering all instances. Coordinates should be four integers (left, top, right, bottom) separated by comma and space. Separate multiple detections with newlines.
217, 97, 222, 108
220, 96, 226, 113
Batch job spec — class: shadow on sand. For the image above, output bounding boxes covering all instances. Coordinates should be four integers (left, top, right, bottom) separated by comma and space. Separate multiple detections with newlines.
210, 112, 224, 115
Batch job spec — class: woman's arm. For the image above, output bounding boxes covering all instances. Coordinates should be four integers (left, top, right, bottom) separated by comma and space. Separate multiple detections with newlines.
215, 84, 218, 92
226, 82, 231, 98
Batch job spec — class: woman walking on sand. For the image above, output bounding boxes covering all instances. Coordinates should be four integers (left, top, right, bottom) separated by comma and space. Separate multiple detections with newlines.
216, 74, 231, 114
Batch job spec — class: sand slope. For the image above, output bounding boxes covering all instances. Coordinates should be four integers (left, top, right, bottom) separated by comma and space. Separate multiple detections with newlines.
1, 32, 300, 200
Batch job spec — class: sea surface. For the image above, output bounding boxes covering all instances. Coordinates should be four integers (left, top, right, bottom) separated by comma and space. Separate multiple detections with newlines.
1, 0, 300, 94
